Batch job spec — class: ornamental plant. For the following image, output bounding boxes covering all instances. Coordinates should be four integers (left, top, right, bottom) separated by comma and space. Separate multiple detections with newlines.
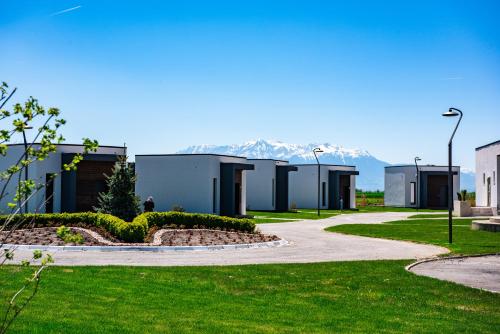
95, 157, 141, 222
0, 81, 98, 334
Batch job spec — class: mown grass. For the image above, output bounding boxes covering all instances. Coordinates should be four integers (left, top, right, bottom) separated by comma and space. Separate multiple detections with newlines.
248, 210, 339, 223
249, 207, 446, 223
327, 218, 500, 255
408, 214, 450, 219
1, 261, 499, 333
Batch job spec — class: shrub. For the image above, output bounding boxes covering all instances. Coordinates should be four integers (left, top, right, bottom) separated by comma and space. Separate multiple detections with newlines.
143, 212, 255, 233
56, 225, 84, 244
0, 211, 255, 242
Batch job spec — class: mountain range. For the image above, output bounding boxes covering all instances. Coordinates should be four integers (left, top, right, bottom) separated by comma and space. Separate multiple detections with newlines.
178, 139, 475, 191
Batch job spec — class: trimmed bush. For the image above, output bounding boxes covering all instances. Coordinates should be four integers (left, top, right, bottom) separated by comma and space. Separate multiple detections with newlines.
143, 212, 255, 233
0, 211, 255, 243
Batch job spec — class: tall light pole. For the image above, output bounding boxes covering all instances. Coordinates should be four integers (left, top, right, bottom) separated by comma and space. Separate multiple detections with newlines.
313, 148, 323, 216
442, 107, 463, 244
414, 156, 421, 211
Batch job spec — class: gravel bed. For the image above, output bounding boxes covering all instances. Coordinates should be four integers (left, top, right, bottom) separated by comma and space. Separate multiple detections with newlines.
1, 227, 280, 247
0, 227, 106, 246
159, 229, 279, 246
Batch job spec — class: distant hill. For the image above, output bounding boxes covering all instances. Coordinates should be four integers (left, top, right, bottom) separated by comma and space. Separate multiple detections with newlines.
178, 139, 475, 191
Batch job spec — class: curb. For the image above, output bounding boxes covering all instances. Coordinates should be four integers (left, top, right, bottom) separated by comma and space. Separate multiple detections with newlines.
405, 253, 500, 271
0, 238, 289, 252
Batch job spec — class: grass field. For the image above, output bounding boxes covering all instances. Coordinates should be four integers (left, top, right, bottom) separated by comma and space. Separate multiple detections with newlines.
408, 214, 450, 219
2, 261, 499, 333
249, 207, 446, 223
248, 209, 339, 223
327, 218, 500, 255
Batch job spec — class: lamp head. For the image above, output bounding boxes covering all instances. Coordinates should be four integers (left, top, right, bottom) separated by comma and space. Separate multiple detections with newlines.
442, 108, 460, 117
415, 157, 421, 161
313, 148, 323, 153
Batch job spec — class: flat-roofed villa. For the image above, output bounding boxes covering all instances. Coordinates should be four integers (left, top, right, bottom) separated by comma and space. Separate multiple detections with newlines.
134, 154, 254, 217
288, 164, 359, 210
246, 159, 298, 211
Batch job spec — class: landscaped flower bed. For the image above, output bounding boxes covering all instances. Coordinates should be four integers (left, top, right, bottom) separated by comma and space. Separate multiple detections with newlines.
0, 211, 256, 243
0, 212, 276, 247
0, 227, 278, 247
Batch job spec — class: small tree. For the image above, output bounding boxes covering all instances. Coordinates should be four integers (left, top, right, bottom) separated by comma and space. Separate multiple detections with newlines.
95, 157, 141, 221
0, 81, 98, 334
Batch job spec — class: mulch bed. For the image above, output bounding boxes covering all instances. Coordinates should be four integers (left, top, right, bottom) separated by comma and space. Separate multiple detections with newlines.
159, 229, 280, 246
0, 227, 106, 246
1, 227, 280, 247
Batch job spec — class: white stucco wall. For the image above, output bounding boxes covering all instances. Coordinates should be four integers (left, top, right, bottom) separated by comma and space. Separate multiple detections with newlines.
246, 159, 290, 211
384, 165, 460, 207
475, 142, 500, 209
288, 164, 357, 209
135, 154, 250, 215
0, 144, 125, 214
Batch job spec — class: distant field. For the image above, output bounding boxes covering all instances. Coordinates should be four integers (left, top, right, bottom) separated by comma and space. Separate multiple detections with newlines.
356, 190, 384, 206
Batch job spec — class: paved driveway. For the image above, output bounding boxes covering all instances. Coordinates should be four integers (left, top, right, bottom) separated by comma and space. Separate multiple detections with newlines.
409, 255, 500, 293
5, 212, 448, 266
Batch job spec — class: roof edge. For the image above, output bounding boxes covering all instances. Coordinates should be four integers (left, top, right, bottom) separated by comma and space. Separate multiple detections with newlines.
475, 139, 500, 151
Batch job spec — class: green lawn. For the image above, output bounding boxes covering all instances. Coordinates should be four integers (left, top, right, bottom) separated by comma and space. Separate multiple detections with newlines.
408, 214, 450, 219
327, 218, 500, 255
2, 261, 499, 333
249, 207, 446, 224
247, 209, 339, 223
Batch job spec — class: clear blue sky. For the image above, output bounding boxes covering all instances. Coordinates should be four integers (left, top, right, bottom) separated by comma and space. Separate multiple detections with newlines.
1, 0, 499, 169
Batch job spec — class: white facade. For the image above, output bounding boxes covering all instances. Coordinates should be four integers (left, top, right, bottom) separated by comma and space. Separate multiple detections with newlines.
384, 165, 460, 208
289, 164, 357, 210
246, 159, 294, 211
475, 140, 500, 210
0, 144, 125, 214
135, 154, 253, 216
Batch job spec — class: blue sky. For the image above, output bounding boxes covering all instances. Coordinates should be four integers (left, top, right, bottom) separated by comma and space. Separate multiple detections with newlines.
1, 1, 499, 169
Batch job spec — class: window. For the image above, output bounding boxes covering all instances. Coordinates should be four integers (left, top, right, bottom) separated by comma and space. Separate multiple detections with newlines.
271, 178, 275, 208
212, 178, 217, 213
322, 182, 326, 206
494, 171, 496, 185
410, 182, 416, 205
45, 173, 55, 213
483, 173, 486, 184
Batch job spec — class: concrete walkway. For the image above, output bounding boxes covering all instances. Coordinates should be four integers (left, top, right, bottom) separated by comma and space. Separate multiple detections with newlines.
409, 255, 500, 293
4, 212, 449, 266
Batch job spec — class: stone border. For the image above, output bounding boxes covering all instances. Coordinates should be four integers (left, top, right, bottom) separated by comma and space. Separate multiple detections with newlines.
1, 239, 288, 252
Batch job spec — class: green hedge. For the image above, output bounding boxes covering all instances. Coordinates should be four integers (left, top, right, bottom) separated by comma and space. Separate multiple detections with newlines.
0, 211, 255, 243
143, 212, 255, 233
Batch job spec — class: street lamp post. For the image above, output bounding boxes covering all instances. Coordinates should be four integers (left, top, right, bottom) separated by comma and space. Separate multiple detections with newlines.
313, 148, 323, 216
414, 156, 421, 211
442, 107, 463, 244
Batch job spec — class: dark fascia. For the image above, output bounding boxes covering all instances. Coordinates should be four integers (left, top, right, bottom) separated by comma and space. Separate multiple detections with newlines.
135, 153, 248, 159
475, 139, 500, 151
247, 158, 290, 163
6, 143, 125, 149
291, 163, 356, 168
386, 165, 460, 168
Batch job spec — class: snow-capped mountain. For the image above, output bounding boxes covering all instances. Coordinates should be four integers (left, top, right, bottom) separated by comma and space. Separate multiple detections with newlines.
178, 139, 388, 190
178, 139, 476, 191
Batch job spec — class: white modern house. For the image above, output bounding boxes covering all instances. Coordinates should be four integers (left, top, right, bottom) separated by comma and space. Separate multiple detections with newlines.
384, 165, 460, 209
0, 144, 126, 214
475, 140, 499, 212
135, 154, 254, 216
246, 159, 298, 211
288, 164, 358, 210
